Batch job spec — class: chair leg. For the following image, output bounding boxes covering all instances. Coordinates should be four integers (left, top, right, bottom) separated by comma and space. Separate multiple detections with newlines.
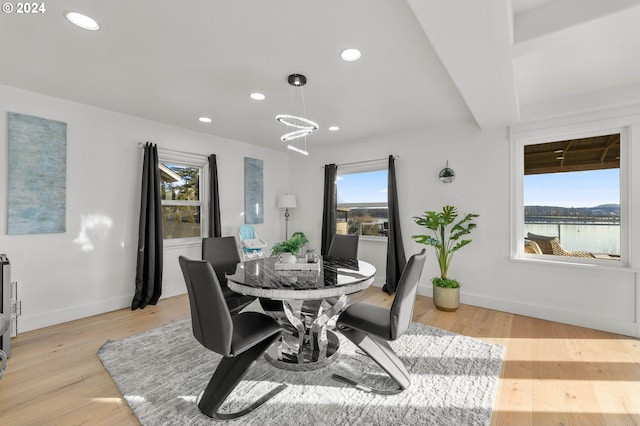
198, 333, 286, 420
332, 327, 410, 395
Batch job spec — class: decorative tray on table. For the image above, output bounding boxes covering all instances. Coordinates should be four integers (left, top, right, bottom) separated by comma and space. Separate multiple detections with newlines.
274, 260, 321, 271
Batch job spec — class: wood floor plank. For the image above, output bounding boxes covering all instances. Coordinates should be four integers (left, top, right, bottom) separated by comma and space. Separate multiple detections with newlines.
0, 287, 638, 425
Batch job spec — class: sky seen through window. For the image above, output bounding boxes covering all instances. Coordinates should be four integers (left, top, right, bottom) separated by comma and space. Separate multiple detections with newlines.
337, 170, 388, 204
524, 169, 619, 208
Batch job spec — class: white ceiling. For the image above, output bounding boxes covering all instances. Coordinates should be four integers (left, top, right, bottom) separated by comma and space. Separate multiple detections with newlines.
1, 0, 640, 152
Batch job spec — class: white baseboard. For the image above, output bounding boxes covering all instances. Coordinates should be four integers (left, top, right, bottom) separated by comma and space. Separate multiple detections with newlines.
20, 295, 132, 333
462, 291, 639, 337
19, 282, 187, 333
19, 280, 636, 338
416, 284, 637, 337
417, 283, 433, 298
160, 282, 186, 299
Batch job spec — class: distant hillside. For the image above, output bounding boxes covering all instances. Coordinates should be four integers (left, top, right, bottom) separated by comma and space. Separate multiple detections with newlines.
345, 207, 389, 219
525, 204, 619, 220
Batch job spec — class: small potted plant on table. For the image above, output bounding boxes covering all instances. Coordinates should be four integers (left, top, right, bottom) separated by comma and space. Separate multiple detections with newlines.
412, 205, 478, 311
271, 232, 309, 264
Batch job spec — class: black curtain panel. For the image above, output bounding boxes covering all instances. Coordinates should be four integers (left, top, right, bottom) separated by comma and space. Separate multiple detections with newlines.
208, 154, 222, 238
321, 163, 338, 255
132, 142, 163, 310
383, 155, 407, 294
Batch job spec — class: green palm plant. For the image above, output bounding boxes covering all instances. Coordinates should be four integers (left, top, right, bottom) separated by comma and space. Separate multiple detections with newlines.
412, 205, 478, 288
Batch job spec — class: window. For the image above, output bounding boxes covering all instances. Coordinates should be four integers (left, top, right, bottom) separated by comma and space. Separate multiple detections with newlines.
159, 157, 206, 241
519, 132, 624, 261
336, 167, 388, 237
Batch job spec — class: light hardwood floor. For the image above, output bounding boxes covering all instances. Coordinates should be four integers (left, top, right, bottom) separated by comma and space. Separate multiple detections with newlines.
1, 287, 639, 425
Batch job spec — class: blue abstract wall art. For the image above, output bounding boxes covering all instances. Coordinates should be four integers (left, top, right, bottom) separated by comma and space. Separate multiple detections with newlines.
8, 112, 67, 234
244, 157, 264, 224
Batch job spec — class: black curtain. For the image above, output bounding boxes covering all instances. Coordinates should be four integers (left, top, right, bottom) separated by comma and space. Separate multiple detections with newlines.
208, 154, 221, 237
132, 142, 163, 309
320, 164, 338, 255
383, 155, 407, 294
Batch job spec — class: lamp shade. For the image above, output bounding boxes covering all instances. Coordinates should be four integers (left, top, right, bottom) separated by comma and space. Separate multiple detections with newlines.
278, 194, 297, 209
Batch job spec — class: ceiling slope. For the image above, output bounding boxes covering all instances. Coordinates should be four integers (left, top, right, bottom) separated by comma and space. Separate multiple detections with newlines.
409, 0, 640, 128
407, 0, 520, 129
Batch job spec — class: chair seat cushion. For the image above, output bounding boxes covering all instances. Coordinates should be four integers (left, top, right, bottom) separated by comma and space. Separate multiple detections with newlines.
337, 303, 392, 340
230, 312, 282, 356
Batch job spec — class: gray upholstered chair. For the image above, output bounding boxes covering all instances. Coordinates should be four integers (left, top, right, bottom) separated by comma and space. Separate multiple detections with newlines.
327, 234, 359, 259
323, 234, 360, 309
202, 236, 256, 315
179, 256, 286, 420
332, 249, 427, 394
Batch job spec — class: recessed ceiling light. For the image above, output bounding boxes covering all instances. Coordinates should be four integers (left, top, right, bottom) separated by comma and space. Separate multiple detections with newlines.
199, 117, 212, 123
328, 126, 340, 131
64, 11, 100, 31
250, 92, 266, 101
340, 48, 361, 62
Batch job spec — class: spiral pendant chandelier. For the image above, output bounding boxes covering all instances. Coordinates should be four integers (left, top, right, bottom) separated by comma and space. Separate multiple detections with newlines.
275, 74, 318, 156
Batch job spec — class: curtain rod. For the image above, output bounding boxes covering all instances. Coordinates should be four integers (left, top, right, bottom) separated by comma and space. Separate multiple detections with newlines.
325, 155, 399, 168
137, 142, 209, 159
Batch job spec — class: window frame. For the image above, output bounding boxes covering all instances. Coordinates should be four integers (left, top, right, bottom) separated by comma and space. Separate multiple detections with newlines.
336, 160, 389, 242
158, 149, 209, 248
511, 124, 630, 267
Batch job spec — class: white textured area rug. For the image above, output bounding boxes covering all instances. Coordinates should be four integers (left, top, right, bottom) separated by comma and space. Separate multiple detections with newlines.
98, 319, 504, 426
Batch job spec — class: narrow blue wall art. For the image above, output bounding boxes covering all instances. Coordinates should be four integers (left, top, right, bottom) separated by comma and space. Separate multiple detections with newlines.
8, 112, 67, 234
244, 157, 264, 224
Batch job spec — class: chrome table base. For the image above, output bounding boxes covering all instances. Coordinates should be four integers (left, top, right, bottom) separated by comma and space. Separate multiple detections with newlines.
261, 295, 347, 371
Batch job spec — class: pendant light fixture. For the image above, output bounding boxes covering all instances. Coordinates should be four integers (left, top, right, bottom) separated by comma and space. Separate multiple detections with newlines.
276, 74, 318, 156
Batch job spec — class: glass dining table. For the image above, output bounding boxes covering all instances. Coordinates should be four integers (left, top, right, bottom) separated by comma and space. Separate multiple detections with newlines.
226, 256, 376, 371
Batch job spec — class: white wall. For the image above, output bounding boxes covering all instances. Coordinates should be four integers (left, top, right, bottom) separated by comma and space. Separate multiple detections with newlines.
0, 85, 290, 332
289, 119, 640, 337
2, 83, 638, 338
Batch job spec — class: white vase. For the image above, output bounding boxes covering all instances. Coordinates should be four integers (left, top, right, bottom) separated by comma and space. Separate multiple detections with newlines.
279, 252, 297, 264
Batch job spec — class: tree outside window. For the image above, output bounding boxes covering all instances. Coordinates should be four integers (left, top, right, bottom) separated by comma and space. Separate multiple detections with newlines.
160, 162, 202, 239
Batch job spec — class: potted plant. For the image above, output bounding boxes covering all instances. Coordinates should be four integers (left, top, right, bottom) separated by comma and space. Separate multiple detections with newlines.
271, 232, 309, 263
412, 205, 478, 311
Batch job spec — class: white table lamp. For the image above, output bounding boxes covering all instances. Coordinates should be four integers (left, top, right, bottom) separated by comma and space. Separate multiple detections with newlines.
278, 194, 297, 239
